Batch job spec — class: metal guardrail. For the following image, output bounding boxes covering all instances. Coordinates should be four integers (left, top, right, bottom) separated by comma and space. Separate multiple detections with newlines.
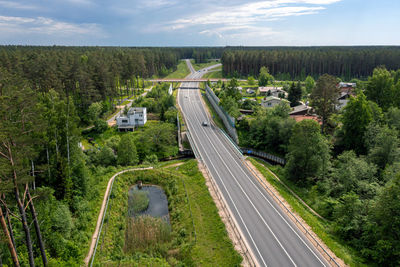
89, 167, 153, 266
242, 160, 340, 267
200, 159, 257, 267
217, 125, 339, 266
242, 148, 286, 166
179, 96, 256, 265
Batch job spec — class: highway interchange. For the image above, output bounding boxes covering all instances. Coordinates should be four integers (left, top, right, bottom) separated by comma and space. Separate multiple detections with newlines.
178, 60, 329, 267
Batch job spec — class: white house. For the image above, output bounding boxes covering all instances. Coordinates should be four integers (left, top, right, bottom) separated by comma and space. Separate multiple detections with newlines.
116, 107, 147, 131
261, 96, 289, 108
258, 86, 286, 98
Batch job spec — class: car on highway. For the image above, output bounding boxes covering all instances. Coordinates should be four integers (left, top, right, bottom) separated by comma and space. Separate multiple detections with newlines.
202, 121, 208, 126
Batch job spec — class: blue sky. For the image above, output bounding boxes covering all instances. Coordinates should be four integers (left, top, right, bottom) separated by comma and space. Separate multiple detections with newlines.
0, 0, 399, 46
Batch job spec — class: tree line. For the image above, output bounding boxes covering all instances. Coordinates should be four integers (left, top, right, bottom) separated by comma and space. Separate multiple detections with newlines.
0, 46, 223, 123
221, 46, 400, 80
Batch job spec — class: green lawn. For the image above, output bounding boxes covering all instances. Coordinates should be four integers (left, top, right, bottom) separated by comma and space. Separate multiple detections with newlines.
93, 160, 242, 266
191, 59, 221, 71
164, 60, 190, 79
203, 69, 223, 79
249, 158, 366, 267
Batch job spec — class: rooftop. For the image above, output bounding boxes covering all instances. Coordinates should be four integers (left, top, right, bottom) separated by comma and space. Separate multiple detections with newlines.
263, 96, 289, 102
259, 86, 283, 92
127, 107, 146, 115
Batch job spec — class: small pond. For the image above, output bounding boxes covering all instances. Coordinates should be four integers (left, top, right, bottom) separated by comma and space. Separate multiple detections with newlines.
128, 185, 170, 224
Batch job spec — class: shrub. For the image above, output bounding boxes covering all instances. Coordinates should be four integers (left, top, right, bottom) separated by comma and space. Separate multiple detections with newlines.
128, 190, 150, 216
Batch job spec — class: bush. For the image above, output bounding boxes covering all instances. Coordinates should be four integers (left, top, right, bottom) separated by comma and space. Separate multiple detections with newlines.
128, 190, 150, 215
94, 119, 108, 133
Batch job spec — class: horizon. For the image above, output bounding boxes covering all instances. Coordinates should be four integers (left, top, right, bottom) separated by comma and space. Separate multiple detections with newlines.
0, 0, 399, 46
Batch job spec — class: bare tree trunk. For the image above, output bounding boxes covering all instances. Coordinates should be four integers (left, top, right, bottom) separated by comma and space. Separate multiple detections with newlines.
7, 145, 35, 267
0, 205, 20, 267
46, 147, 51, 183
4, 201, 16, 250
27, 186, 47, 266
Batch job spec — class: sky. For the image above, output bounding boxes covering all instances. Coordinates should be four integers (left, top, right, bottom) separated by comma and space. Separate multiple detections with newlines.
0, 0, 399, 46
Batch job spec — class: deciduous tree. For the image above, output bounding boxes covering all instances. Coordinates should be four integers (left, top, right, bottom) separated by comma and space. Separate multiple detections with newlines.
285, 120, 330, 184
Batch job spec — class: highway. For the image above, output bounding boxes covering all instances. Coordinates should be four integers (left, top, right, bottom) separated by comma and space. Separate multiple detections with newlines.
178, 59, 329, 267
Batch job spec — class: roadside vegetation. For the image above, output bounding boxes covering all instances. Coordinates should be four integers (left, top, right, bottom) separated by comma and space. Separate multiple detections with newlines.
164, 60, 191, 79
203, 69, 223, 79
190, 59, 220, 71
2, 45, 400, 266
93, 160, 242, 266
205, 60, 400, 265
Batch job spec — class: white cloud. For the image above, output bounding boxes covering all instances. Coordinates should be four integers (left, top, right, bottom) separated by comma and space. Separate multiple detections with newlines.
154, 0, 341, 42
0, 15, 105, 37
0, 0, 38, 10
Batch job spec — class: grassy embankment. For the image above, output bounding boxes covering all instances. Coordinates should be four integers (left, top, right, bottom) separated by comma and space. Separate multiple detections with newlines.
249, 158, 366, 267
190, 59, 221, 71
203, 68, 223, 79
164, 60, 191, 79
93, 159, 242, 266
199, 88, 227, 132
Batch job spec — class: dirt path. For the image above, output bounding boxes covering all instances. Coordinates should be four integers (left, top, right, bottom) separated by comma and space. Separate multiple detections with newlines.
107, 87, 152, 126
84, 167, 153, 266
162, 162, 185, 168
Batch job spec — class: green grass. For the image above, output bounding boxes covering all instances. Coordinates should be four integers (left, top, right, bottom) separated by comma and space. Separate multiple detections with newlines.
190, 59, 221, 71
203, 69, 223, 79
75, 165, 132, 265
93, 160, 242, 266
173, 160, 242, 266
200, 91, 227, 132
164, 60, 190, 79
249, 157, 366, 267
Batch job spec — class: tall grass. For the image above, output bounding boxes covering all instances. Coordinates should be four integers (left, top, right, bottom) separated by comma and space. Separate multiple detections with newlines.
128, 190, 149, 216
124, 216, 171, 253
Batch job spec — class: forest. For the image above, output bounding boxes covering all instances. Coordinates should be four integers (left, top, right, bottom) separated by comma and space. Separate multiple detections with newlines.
1, 45, 400, 266
235, 66, 400, 266
221, 46, 400, 80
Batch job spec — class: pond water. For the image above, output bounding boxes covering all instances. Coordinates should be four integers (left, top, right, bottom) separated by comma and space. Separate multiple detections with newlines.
128, 185, 170, 224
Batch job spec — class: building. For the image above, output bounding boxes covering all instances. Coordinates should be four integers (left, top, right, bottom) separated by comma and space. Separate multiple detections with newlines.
289, 103, 312, 116
336, 91, 354, 110
261, 96, 289, 108
290, 114, 322, 125
338, 82, 356, 93
116, 107, 147, 131
258, 86, 286, 97
246, 88, 256, 94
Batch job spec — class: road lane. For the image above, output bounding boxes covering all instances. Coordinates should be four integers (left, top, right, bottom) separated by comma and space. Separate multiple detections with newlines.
178, 60, 329, 267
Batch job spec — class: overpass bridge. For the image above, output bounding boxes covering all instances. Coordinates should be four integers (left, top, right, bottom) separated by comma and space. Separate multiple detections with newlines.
147, 78, 246, 88
147, 78, 237, 83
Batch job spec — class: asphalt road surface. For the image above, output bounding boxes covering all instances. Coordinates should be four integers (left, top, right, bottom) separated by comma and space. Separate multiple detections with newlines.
178, 59, 329, 267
